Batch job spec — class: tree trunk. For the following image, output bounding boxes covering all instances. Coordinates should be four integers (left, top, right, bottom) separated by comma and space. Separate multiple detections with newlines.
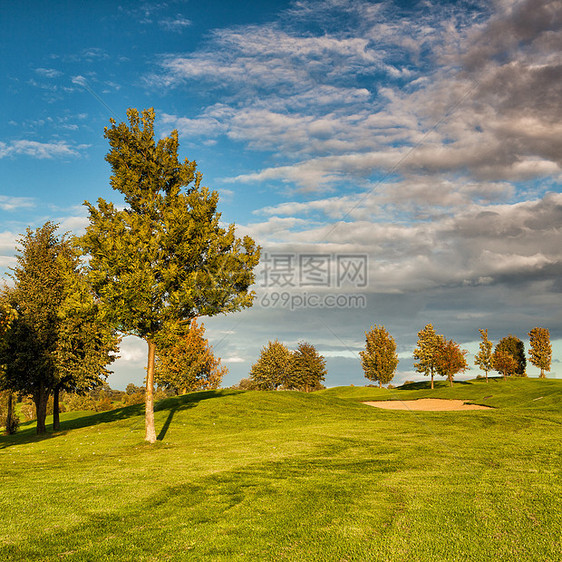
449, 375, 453, 387
34, 384, 49, 434
6, 391, 15, 434
485, 370, 488, 383
379, 380, 382, 389
53, 385, 61, 431
145, 339, 157, 443
430, 369, 434, 390
540, 369, 545, 378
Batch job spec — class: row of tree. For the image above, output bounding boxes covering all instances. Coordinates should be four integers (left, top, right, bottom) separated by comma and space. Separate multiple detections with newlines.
1, 108, 260, 440
358, 324, 552, 388
247, 340, 327, 392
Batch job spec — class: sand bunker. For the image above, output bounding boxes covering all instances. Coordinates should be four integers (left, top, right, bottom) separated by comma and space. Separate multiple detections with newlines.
363, 399, 492, 411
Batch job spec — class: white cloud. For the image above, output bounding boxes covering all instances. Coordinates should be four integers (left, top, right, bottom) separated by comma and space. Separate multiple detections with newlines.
0, 196, 35, 211
0, 140, 84, 159
159, 15, 192, 31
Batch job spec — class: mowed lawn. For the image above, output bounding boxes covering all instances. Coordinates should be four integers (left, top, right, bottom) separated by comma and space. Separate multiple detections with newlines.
1, 378, 561, 561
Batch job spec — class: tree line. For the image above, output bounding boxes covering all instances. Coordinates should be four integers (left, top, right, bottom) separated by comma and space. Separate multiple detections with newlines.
358, 323, 552, 388
1, 108, 260, 440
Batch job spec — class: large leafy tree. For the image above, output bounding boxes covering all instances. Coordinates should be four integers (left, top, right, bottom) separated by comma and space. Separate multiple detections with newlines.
413, 324, 444, 389
291, 342, 327, 392
0, 223, 117, 434
155, 319, 227, 394
435, 338, 468, 387
81, 108, 260, 442
359, 325, 398, 388
249, 340, 293, 391
474, 328, 493, 382
528, 327, 551, 378
495, 335, 526, 377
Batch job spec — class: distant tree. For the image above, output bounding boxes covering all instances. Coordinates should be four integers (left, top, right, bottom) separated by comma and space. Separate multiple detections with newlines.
155, 319, 227, 394
492, 349, 518, 379
495, 335, 526, 376
249, 340, 293, 390
528, 327, 551, 378
435, 338, 468, 387
0, 223, 118, 434
413, 324, 444, 389
80, 108, 260, 443
291, 342, 327, 392
126, 383, 145, 395
359, 325, 398, 388
474, 329, 494, 382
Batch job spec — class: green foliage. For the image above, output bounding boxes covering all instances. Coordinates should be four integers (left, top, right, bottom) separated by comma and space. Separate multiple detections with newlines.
80, 108, 260, 442
495, 335, 526, 376
291, 341, 327, 392
249, 340, 293, 390
155, 319, 227, 394
474, 328, 493, 382
413, 324, 444, 389
528, 327, 551, 377
359, 325, 398, 387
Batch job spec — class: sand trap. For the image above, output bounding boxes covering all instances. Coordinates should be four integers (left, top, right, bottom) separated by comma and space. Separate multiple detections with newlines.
363, 399, 492, 411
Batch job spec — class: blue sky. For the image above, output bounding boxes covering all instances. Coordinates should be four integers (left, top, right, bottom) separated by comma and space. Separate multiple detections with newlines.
1, 0, 561, 388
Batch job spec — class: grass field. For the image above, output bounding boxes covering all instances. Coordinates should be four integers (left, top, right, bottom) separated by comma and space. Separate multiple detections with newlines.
1, 377, 561, 561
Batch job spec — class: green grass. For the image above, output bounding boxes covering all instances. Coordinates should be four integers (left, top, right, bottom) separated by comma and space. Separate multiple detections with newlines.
1, 378, 561, 561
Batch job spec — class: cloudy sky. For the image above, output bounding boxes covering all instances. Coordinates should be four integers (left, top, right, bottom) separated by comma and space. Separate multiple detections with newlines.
1, 0, 561, 388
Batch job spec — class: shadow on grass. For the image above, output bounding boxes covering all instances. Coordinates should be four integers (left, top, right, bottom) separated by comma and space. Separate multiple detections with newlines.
0, 390, 238, 450
397, 380, 473, 391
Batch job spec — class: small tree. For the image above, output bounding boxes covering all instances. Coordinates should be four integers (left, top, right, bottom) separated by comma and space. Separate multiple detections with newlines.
80, 108, 260, 442
249, 340, 293, 390
495, 335, 526, 376
474, 328, 493, 382
291, 342, 327, 392
528, 327, 551, 378
413, 324, 444, 389
492, 349, 518, 379
0, 301, 19, 434
435, 338, 468, 387
359, 325, 398, 388
155, 319, 227, 394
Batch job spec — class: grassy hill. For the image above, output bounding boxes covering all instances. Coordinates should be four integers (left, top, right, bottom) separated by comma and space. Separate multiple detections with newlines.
1, 378, 561, 561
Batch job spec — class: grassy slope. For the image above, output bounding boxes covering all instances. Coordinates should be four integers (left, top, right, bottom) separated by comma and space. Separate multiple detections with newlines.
1, 379, 561, 561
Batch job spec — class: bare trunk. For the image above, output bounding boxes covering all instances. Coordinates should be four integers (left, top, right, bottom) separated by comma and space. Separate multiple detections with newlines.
34, 384, 49, 435
449, 376, 453, 387
6, 391, 15, 434
145, 339, 157, 443
430, 368, 434, 390
379, 380, 382, 389
540, 369, 545, 379
53, 385, 61, 431
485, 370, 488, 383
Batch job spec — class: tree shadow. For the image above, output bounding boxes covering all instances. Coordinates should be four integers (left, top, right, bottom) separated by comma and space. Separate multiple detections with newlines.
0, 389, 238, 450
157, 406, 178, 441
